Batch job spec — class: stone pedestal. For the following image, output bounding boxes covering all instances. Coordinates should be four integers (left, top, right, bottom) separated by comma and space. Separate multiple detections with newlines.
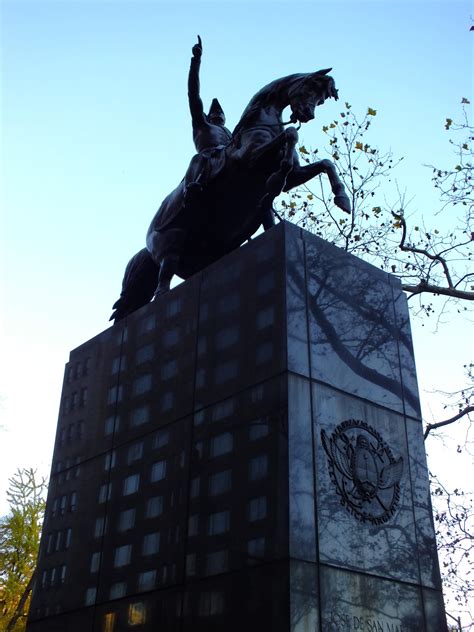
28, 222, 446, 631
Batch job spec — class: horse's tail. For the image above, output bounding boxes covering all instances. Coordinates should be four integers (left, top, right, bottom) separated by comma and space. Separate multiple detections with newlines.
110, 248, 159, 322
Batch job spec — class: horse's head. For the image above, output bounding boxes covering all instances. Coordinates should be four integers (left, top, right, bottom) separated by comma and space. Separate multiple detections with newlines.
288, 69, 338, 124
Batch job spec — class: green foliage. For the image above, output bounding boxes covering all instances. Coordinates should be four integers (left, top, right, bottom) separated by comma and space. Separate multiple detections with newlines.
0, 469, 47, 632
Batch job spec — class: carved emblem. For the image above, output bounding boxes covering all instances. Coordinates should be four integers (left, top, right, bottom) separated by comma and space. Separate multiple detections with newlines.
321, 419, 403, 525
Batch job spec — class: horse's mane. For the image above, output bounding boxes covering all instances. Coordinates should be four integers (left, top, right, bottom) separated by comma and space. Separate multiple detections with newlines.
232, 73, 312, 136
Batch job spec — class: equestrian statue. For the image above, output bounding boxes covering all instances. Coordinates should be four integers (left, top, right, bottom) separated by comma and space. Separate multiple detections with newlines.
110, 37, 351, 322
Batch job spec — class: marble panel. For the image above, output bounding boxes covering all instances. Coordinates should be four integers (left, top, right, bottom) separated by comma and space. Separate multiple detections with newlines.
406, 418, 442, 589
285, 224, 310, 377
288, 374, 316, 561
290, 561, 319, 632
304, 235, 405, 413
422, 587, 448, 631
313, 383, 420, 584
320, 565, 425, 631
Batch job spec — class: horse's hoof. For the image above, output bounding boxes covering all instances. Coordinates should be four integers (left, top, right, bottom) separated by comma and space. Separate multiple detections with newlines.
334, 195, 351, 214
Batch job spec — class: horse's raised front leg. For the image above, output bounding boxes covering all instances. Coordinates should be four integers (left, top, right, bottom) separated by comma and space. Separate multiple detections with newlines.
284, 159, 351, 214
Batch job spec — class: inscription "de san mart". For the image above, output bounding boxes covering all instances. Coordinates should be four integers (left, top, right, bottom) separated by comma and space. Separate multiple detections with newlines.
329, 611, 416, 632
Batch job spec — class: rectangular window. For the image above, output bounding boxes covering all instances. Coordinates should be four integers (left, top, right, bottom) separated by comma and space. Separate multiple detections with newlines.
150, 460, 166, 483
142, 532, 160, 555
128, 602, 147, 626
215, 326, 239, 350
83, 357, 90, 376
217, 292, 239, 314
136, 343, 154, 364
247, 537, 265, 562
98, 483, 112, 504
104, 415, 119, 436
123, 474, 140, 496
257, 271, 274, 294
85, 587, 97, 606
188, 514, 199, 537
104, 451, 117, 471
199, 591, 225, 616
94, 516, 107, 538
161, 360, 177, 380
107, 385, 123, 404
103, 613, 116, 632
248, 496, 267, 522
127, 441, 143, 464
77, 420, 85, 439
249, 419, 269, 440
186, 553, 196, 577
162, 327, 179, 348
132, 374, 152, 396
166, 298, 180, 318
138, 570, 156, 591
114, 544, 132, 568
190, 476, 200, 499
90, 551, 101, 573
256, 341, 273, 364
209, 470, 232, 496
79, 387, 88, 407
215, 361, 237, 384
211, 399, 235, 422
208, 510, 230, 535
257, 306, 274, 329
153, 429, 169, 450
110, 582, 126, 600
205, 550, 228, 575
64, 528, 72, 549
131, 405, 149, 427
210, 432, 233, 458
161, 392, 174, 411
69, 491, 77, 512
118, 508, 135, 532
248, 454, 268, 481
60, 564, 67, 584
138, 314, 155, 334
145, 495, 163, 518
111, 356, 122, 374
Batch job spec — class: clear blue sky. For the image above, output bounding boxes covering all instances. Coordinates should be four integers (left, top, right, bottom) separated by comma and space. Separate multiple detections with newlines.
1, 1, 472, 516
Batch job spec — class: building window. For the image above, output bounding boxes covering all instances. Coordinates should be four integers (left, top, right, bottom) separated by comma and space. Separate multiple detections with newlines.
127, 441, 143, 465
150, 460, 166, 483
114, 544, 132, 568
161, 392, 174, 411
256, 341, 273, 364
138, 315, 155, 334
248, 496, 267, 522
248, 454, 268, 481
186, 553, 196, 577
190, 476, 200, 499
132, 374, 152, 396
166, 298, 180, 318
136, 343, 154, 364
209, 470, 232, 496
111, 356, 125, 375
249, 419, 269, 440
199, 591, 224, 616
210, 432, 233, 458
98, 483, 112, 504
90, 551, 101, 573
247, 537, 266, 563
104, 451, 117, 471
110, 582, 126, 600
217, 292, 239, 314
215, 326, 239, 350
162, 327, 179, 348
123, 474, 140, 496
104, 415, 119, 436
64, 527, 72, 549
118, 508, 136, 532
128, 602, 147, 626
103, 613, 116, 632
153, 429, 169, 450
130, 405, 149, 427
77, 420, 85, 439
107, 385, 123, 405
85, 587, 97, 606
205, 550, 228, 575
161, 360, 177, 380
83, 357, 90, 376
94, 516, 107, 538
197, 336, 207, 356
188, 514, 199, 537
60, 564, 67, 584
145, 495, 163, 518
59, 495, 67, 515
138, 570, 156, 591
69, 491, 78, 512
257, 271, 274, 294
142, 532, 160, 555
215, 361, 237, 384
211, 399, 235, 422
257, 306, 274, 329
208, 510, 230, 535
250, 384, 264, 403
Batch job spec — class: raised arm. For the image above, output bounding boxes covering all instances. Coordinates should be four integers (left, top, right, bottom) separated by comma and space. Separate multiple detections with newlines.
188, 35, 205, 126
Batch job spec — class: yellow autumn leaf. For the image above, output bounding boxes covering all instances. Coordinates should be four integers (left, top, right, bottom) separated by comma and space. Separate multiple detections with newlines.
355, 142, 364, 150
367, 108, 377, 116
299, 146, 309, 155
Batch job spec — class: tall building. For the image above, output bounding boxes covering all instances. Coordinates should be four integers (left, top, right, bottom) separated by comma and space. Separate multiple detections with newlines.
27, 222, 447, 631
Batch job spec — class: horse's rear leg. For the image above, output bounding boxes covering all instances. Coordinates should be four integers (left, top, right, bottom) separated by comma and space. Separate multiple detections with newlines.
154, 255, 179, 298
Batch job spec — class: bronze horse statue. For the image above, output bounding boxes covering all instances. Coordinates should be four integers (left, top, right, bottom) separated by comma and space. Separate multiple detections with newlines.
110, 69, 350, 322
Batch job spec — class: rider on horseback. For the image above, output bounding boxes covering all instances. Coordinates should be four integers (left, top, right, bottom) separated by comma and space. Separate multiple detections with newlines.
184, 36, 232, 203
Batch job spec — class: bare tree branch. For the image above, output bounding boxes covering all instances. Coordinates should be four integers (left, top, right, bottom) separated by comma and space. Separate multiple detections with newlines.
424, 405, 474, 439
